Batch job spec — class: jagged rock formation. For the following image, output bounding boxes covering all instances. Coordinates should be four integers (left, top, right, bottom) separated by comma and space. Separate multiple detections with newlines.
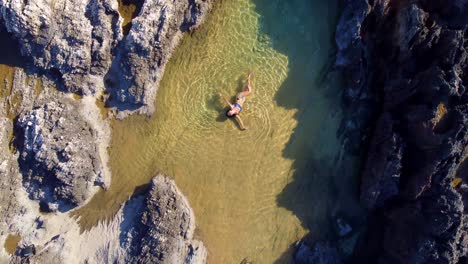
0, 0, 212, 116
0, 0, 121, 95
7, 175, 206, 264
121, 175, 206, 263
0, 0, 212, 261
105, 0, 212, 116
14, 101, 105, 212
337, 0, 468, 263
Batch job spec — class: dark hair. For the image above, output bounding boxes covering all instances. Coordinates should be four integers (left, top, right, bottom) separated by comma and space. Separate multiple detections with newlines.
226, 109, 236, 118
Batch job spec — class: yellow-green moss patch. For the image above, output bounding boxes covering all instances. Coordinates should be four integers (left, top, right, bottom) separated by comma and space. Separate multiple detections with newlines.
0, 64, 15, 99
34, 78, 43, 96
451, 177, 462, 188
72, 93, 83, 100
433, 103, 448, 126
4, 234, 21, 255
96, 95, 109, 120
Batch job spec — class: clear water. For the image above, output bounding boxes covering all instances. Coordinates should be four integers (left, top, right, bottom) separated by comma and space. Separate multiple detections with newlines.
74, 0, 363, 263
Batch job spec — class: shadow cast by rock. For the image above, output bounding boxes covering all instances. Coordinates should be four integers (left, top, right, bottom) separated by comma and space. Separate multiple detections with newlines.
251, 0, 364, 261
0, 22, 27, 68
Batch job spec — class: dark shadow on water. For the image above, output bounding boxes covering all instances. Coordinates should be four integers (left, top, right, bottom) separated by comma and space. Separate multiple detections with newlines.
252, 0, 364, 262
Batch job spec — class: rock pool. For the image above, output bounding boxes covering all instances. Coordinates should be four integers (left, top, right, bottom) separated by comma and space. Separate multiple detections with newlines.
75, 0, 363, 262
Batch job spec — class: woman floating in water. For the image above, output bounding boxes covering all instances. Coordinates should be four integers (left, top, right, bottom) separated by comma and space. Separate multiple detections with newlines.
221, 72, 253, 130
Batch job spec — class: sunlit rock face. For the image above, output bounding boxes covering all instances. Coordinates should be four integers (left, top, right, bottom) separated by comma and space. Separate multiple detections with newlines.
14, 101, 105, 212
121, 175, 206, 264
0, 0, 122, 94
0, 0, 212, 116
0, 0, 213, 262
104, 0, 212, 116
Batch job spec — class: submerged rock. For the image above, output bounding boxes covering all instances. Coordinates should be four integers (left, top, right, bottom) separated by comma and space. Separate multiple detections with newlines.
14, 101, 105, 212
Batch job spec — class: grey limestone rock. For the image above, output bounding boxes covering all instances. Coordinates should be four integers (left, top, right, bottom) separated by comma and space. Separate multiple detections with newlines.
121, 174, 206, 264
105, 0, 212, 116
14, 101, 104, 212
0, 0, 122, 95
0, 0, 213, 116
335, 0, 370, 68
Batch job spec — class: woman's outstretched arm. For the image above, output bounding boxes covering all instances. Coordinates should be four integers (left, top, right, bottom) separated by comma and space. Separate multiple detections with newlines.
220, 94, 234, 108
235, 115, 247, 130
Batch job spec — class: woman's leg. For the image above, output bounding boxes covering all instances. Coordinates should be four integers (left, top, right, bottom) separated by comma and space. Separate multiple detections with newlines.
242, 73, 252, 96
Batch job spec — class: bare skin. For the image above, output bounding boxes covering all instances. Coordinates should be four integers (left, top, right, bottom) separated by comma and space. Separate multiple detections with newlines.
221, 72, 252, 130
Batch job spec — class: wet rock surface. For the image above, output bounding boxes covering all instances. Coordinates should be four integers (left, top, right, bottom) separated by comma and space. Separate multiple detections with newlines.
121, 175, 206, 264
14, 101, 105, 212
0, 118, 24, 257
337, 0, 468, 263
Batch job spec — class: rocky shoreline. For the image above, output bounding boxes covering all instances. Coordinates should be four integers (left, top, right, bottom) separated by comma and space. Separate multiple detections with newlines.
296, 0, 467, 263
303, 0, 468, 263
1, 0, 211, 117
0, 0, 212, 262
4, 174, 205, 264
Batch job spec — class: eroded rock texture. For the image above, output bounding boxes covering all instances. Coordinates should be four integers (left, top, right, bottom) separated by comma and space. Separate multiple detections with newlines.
14, 101, 105, 212
0, 0, 121, 95
337, 0, 468, 263
105, 0, 211, 116
0, 0, 212, 262
121, 175, 206, 264
0, 0, 212, 116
